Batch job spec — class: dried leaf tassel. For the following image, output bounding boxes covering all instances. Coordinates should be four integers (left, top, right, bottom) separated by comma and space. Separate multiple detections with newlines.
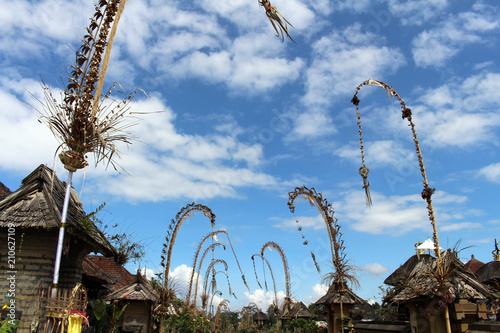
259, 0, 296, 43
311, 251, 321, 274
359, 166, 372, 208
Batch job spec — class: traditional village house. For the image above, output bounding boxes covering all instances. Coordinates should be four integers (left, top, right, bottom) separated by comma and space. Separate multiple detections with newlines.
279, 301, 316, 330
384, 243, 500, 333
106, 271, 159, 333
0, 164, 116, 332
288, 301, 315, 320
315, 282, 366, 333
475, 243, 500, 293
465, 255, 486, 275
82, 254, 136, 300
253, 310, 269, 329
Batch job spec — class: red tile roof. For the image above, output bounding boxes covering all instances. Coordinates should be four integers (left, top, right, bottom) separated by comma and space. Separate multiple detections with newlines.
0, 181, 11, 197
83, 255, 135, 291
464, 256, 485, 273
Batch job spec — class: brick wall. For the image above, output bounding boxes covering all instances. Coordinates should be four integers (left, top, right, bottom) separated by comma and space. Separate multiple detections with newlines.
0, 228, 93, 332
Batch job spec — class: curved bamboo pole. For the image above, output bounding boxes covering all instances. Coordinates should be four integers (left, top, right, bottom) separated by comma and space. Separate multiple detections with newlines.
187, 231, 226, 303
260, 241, 291, 313
193, 245, 226, 308
160, 203, 216, 291
352, 79, 447, 333
200, 259, 228, 310
288, 185, 336, 266
187, 230, 249, 304
351, 79, 442, 266
251, 254, 279, 308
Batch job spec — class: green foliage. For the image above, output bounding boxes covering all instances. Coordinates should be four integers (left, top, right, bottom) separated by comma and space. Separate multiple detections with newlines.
0, 319, 19, 333
266, 304, 278, 325
367, 302, 398, 322
83, 202, 145, 265
307, 303, 325, 317
219, 311, 239, 330
163, 308, 210, 333
89, 299, 129, 333
287, 318, 319, 333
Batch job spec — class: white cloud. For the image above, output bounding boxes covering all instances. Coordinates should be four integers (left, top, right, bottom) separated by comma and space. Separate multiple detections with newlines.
0, 82, 61, 172
412, 8, 500, 67
244, 289, 287, 310
478, 163, 500, 183
303, 283, 328, 304
337, 190, 470, 235
272, 215, 327, 231
288, 23, 405, 140
334, 0, 371, 13
361, 263, 389, 277
387, 0, 448, 25
335, 140, 415, 169
440, 222, 482, 232
0, 0, 93, 58
0, 82, 283, 202
415, 73, 500, 147
303, 24, 405, 107
115, 1, 306, 94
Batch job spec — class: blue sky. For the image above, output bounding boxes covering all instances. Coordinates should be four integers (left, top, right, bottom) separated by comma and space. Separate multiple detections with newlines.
1, 0, 500, 312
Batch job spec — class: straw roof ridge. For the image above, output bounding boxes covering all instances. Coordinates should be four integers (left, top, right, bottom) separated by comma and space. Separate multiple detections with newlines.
289, 301, 315, 319
253, 311, 269, 321
0, 164, 115, 257
106, 270, 159, 302
315, 284, 366, 306
475, 261, 500, 284
385, 250, 500, 303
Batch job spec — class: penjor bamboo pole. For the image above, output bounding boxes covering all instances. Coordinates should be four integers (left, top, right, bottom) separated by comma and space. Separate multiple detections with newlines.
51, 171, 74, 297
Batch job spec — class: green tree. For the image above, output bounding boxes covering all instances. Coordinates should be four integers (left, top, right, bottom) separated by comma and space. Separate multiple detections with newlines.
220, 310, 239, 330
266, 304, 278, 325
83, 202, 145, 265
287, 318, 319, 333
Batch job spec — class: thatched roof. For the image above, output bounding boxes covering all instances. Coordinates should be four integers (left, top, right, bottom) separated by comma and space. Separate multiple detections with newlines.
384, 250, 500, 303
0, 164, 115, 256
289, 301, 315, 319
315, 285, 366, 306
475, 261, 500, 285
106, 271, 158, 302
384, 254, 434, 287
253, 311, 269, 321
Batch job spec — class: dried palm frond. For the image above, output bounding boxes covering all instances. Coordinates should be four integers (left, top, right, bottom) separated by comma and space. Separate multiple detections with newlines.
259, 0, 297, 43
36, 0, 140, 172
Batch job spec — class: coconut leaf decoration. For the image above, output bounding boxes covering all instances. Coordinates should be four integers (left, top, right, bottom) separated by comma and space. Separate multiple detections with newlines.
36, 0, 141, 172
259, 0, 297, 43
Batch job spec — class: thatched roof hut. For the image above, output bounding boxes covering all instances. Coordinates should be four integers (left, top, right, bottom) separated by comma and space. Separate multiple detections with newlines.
107, 271, 158, 302
384, 251, 498, 303
0, 164, 115, 255
476, 261, 500, 288
0, 164, 116, 332
289, 301, 315, 319
106, 271, 159, 333
384, 250, 500, 333
316, 285, 366, 306
314, 284, 366, 333
253, 311, 269, 321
